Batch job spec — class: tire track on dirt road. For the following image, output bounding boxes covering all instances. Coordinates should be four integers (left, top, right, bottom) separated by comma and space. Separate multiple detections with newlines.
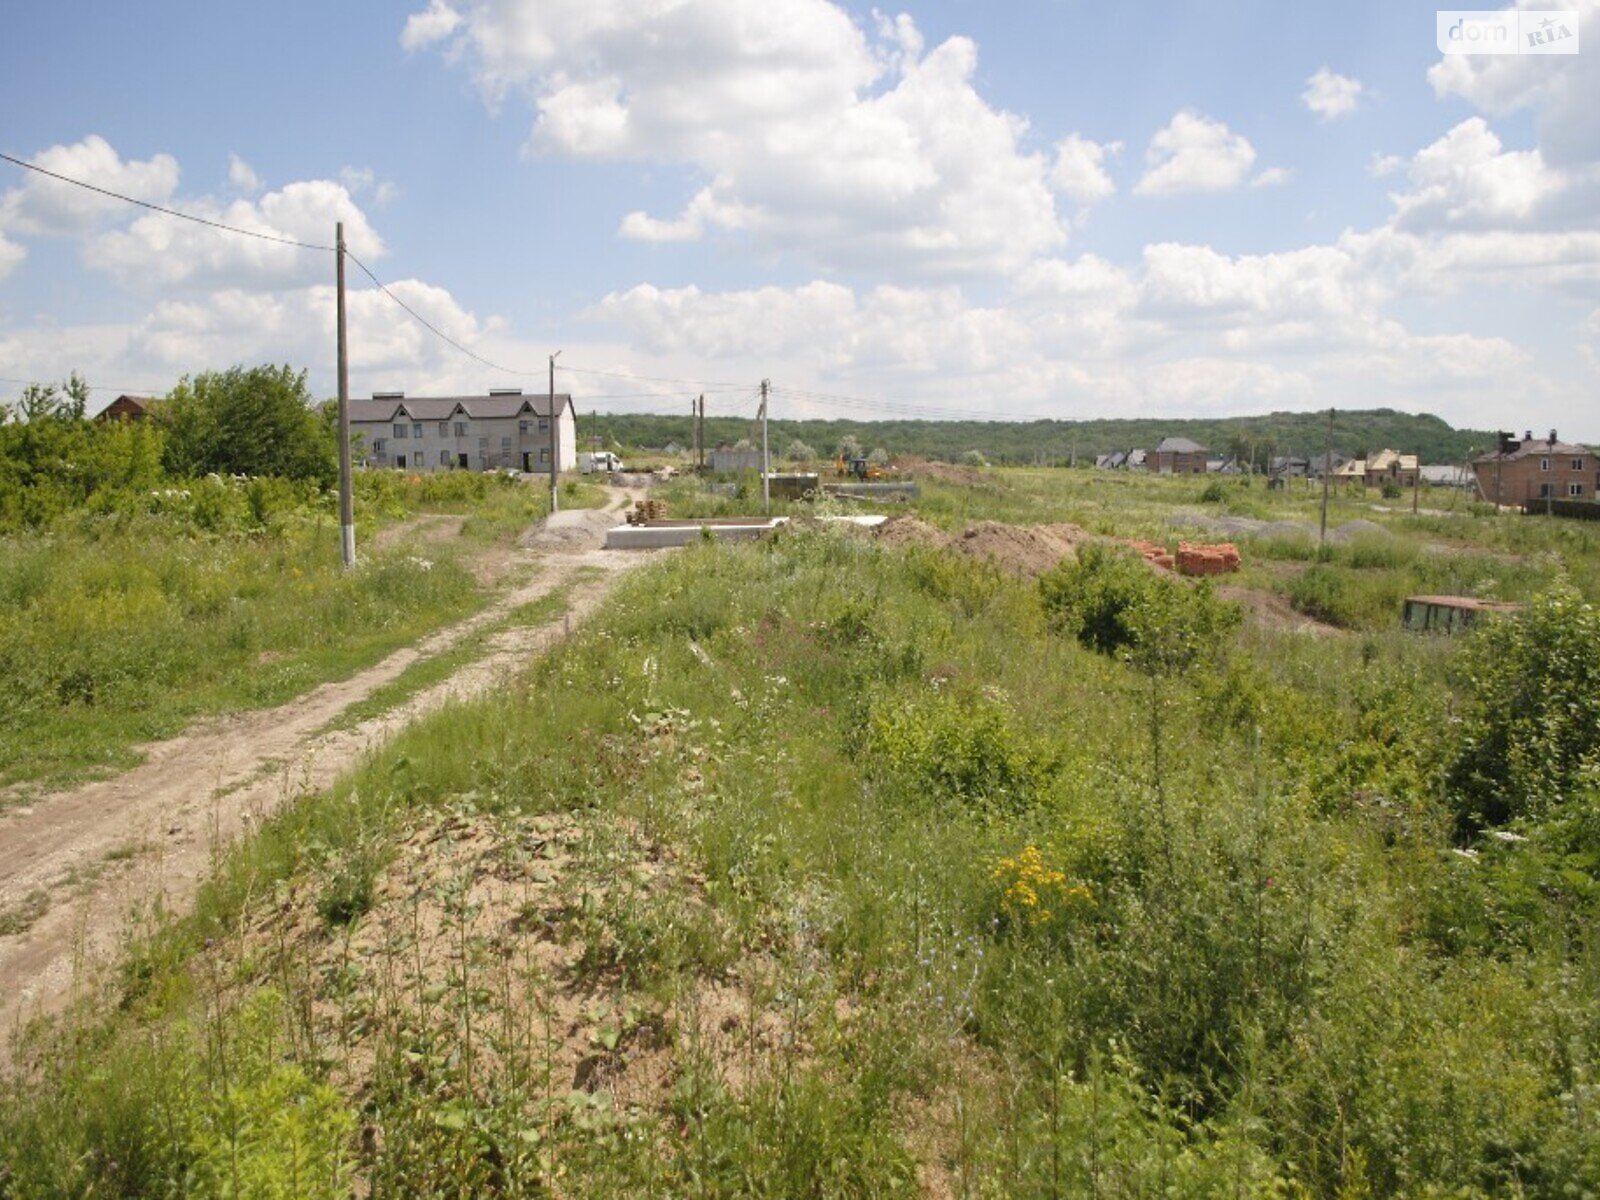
0, 494, 657, 1050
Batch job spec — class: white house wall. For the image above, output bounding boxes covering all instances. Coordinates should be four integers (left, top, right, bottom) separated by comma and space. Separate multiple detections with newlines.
352, 406, 578, 474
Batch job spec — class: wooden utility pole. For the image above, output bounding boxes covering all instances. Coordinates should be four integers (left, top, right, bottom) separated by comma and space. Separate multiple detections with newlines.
760, 379, 770, 514
1412, 446, 1421, 514
1319, 407, 1333, 548
696, 393, 705, 470
335, 222, 355, 569
548, 351, 561, 514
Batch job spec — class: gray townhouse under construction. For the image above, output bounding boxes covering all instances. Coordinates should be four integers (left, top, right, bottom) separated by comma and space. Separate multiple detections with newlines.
348, 389, 578, 474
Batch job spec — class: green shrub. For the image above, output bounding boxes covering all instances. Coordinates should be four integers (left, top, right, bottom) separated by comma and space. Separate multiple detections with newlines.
1039, 544, 1240, 672
160, 364, 336, 485
865, 687, 1058, 810
1199, 479, 1228, 504
1450, 583, 1600, 827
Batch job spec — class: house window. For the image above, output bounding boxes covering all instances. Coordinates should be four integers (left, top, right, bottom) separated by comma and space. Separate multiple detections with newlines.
439, 450, 450, 466
1541, 457, 1550, 471
438, 422, 449, 436
1570, 483, 1584, 497
519, 420, 529, 435
373, 438, 386, 453
1539, 483, 1552, 498
501, 437, 512, 450
393, 424, 408, 439
478, 436, 488, 448
538, 418, 550, 433
539, 448, 549, 463
412, 422, 424, 439
455, 422, 467, 438
1574, 458, 1585, 471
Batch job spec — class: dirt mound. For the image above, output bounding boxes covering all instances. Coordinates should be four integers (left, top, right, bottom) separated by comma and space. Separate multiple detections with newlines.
517, 507, 619, 552
873, 516, 1082, 577
953, 521, 1083, 576
874, 514, 947, 549
1217, 585, 1345, 637
898, 456, 985, 486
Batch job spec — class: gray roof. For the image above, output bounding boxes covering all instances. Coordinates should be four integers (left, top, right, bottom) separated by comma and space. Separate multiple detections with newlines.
1474, 437, 1590, 463
1155, 436, 1207, 454
349, 392, 573, 422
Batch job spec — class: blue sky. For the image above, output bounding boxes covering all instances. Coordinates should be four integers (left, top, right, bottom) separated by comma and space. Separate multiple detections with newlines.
2, 0, 1596, 435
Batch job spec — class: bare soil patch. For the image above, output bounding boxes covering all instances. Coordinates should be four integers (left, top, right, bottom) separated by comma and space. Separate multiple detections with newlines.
875, 515, 1085, 578
0, 490, 655, 1052
1217, 585, 1346, 637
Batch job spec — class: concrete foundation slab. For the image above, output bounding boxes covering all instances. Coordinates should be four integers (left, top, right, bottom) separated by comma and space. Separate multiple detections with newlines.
606, 518, 787, 549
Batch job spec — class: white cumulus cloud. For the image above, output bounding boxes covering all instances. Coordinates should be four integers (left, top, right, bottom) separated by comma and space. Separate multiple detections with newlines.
1050, 134, 1119, 203
1390, 117, 1568, 230
401, 0, 462, 50
86, 178, 384, 292
1134, 111, 1258, 196
402, 0, 1066, 276
1426, 1, 1600, 169
1302, 68, 1364, 120
228, 154, 261, 195
0, 135, 180, 235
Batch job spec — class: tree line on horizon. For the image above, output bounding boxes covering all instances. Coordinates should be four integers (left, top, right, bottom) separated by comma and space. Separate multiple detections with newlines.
580, 407, 1497, 467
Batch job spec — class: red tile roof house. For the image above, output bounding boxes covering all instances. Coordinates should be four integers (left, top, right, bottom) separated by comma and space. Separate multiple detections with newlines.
1151, 437, 1209, 474
348, 390, 577, 474
1472, 430, 1596, 507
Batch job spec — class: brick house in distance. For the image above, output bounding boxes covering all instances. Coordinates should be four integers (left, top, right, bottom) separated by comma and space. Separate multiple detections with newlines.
1151, 437, 1209, 474
1473, 431, 1596, 506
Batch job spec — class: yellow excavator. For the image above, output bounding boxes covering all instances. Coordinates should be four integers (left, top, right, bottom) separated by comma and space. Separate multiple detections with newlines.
834, 454, 885, 481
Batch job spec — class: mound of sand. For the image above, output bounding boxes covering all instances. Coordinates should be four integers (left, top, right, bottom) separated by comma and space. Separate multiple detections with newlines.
874, 515, 1083, 578
517, 508, 620, 552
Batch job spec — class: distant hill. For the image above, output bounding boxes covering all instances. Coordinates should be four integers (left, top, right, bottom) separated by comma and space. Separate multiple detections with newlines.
578, 408, 1496, 467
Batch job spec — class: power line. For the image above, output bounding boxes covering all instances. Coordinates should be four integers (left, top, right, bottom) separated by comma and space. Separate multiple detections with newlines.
0, 152, 334, 251
344, 251, 548, 379
0, 374, 169, 394
560, 363, 749, 389
769, 383, 1048, 423
3, 152, 1013, 422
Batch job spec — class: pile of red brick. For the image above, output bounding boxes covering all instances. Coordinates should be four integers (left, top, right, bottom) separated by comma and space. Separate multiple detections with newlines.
1175, 541, 1241, 576
1127, 539, 1175, 571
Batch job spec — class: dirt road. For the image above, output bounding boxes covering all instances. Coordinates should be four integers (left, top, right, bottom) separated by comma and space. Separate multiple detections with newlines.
0, 493, 653, 1050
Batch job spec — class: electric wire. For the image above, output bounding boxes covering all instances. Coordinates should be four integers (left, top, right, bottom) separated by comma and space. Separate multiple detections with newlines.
0, 152, 335, 251
1, 153, 1021, 425
0, 374, 169, 395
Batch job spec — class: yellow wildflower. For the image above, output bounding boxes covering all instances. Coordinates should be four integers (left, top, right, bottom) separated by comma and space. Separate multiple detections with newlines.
992, 845, 1092, 927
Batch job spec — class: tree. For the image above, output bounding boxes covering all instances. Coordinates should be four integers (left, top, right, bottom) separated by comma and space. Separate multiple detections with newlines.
867, 446, 890, 465
159, 365, 336, 485
783, 438, 818, 463
836, 435, 864, 460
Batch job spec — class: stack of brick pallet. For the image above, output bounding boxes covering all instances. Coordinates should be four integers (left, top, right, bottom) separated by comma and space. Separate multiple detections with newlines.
625, 498, 669, 525
1175, 542, 1241, 576
1127, 539, 1175, 571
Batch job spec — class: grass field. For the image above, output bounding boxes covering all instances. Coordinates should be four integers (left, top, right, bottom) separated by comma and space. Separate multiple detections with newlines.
0, 471, 603, 794
4, 466, 1597, 1196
